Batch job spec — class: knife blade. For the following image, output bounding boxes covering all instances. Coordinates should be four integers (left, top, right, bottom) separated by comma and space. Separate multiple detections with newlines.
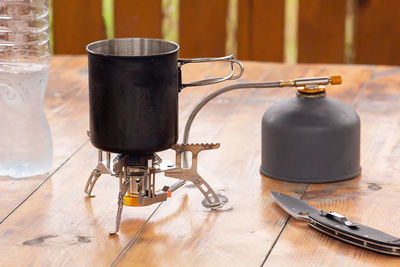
271, 191, 400, 256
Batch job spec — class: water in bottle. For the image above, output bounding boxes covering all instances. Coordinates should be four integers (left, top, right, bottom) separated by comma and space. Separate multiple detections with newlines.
0, 0, 53, 178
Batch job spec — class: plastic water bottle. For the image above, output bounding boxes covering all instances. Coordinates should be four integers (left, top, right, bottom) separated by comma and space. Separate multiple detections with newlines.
0, 0, 53, 178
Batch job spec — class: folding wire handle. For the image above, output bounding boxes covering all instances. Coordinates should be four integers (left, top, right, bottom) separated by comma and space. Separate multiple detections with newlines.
178, 54, 244, 89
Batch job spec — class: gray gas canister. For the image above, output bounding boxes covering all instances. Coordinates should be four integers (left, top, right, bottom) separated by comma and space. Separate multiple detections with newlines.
260, 89, 361, 183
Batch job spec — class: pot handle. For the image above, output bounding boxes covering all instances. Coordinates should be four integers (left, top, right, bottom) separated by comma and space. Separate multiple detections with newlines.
178, 54, 244, 90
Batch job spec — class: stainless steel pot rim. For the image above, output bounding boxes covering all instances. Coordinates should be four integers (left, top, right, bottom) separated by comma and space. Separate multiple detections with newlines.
86, 38, 180, 58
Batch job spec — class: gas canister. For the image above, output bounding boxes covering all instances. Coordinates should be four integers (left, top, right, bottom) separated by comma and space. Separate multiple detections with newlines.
260, 77, 361, 183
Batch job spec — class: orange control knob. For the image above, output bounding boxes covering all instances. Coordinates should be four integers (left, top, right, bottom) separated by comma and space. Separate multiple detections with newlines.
330, 76, 342, 85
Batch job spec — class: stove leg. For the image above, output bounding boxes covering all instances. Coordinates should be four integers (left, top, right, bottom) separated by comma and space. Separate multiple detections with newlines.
165, 143, 224, 209
191, 175, 222, 209
84, 169, 101, 197
109, 179, 130, 235
84, 149, 112, 197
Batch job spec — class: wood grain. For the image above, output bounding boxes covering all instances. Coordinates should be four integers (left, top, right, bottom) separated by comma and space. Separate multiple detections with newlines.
0, 142, 163, 266
0, 56, 90, 222
113, 64, 371, 266
297, 0, 346, 63
0, 57, 277, 266
178, 0, 228, 58
354, 0, 400, 65
3, 56, 400, 266
265, 67, 400, 265
53, 0, 106, 54
238, 0, 285, 62
114, 0, 162, 38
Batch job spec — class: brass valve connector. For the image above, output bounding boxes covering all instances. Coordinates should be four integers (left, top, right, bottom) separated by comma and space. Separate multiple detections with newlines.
279, 76, 342, 88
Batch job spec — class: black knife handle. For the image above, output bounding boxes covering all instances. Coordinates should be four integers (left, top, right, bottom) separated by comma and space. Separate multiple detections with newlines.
308, 212, 400, 256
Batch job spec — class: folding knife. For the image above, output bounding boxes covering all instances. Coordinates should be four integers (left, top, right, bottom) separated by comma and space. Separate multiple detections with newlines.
271, 191, 400, 256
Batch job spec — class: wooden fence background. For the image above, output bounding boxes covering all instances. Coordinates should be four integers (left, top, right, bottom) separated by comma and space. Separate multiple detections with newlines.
53, 0, 400, 65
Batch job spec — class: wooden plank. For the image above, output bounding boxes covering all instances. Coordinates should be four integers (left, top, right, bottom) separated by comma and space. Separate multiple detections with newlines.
0, 56, 255, 265
0, 56, 90, 222
237, 0, 285, 62
0, 57, 219, 224
3, 57, 396, 265
114, 63, 307, 266
53, 0, 106, 54
113, 64, 371, 266
266, 67, 400, 265
0, 142, 163, 266
354, 0, 400, 65
179, 0, 229, 58
114, 0, 162, 38
298, 0, 346, 63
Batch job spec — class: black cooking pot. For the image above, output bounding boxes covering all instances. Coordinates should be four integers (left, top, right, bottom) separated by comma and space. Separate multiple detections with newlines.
86, 38, 243, 154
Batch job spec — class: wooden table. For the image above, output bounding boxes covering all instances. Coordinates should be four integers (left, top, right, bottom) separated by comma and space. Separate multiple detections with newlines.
1, 56, 400, 266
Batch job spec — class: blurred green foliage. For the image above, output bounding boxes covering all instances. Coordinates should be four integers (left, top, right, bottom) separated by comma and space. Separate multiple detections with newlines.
103, 0, 114, 38
49, 0, 297, 62
99, 0, 299, 62
51, 0, 346, 63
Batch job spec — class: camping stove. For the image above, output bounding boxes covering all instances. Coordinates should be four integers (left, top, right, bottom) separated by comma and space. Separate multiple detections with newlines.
84, 140, 223, 234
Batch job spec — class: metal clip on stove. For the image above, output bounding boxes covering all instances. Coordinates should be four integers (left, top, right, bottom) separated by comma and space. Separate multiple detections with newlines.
84, 140, 222, 234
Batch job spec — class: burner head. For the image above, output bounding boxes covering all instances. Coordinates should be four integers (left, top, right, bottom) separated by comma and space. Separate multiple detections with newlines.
124, 153, 162, 167
113, 153, 162, 169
